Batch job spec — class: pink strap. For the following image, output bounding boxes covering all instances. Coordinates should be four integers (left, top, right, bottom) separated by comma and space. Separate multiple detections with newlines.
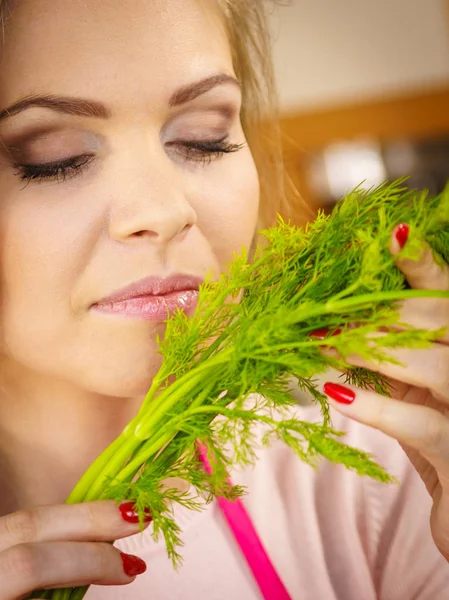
197, 442, 292, 600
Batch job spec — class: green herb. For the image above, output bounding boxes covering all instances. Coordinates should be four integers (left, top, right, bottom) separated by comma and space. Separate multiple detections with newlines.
32, 180, 449, 600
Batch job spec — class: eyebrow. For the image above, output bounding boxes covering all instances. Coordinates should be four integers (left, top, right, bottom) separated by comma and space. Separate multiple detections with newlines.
169, 73, 240, 106
0, 74, 241, 123
0, 95, 111, 122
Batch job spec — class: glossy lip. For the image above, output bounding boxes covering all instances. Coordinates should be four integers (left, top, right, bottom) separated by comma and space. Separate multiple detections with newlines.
93, 273, 204, 306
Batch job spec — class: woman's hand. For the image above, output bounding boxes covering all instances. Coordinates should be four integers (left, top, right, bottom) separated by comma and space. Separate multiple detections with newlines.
319, 223, 449, 561
0, 500, 149, 599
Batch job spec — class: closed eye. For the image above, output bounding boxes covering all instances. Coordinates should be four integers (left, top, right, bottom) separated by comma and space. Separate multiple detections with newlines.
13, 154, 94, 184
12, 137, 245, 186
169, 138, 246, 164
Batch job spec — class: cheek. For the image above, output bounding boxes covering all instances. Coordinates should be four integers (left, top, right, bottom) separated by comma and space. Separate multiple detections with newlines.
191, 151, 260, 265
0, 196, 93, 359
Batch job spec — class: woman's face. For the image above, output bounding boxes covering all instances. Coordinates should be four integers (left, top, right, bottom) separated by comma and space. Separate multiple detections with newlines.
0, 0, 259, 396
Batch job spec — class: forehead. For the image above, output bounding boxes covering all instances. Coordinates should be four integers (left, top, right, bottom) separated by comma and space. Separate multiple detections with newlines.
0, 0, 233, 107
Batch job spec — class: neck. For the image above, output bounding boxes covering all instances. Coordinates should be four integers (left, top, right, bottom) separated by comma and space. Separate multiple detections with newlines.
0, 362, 143, 516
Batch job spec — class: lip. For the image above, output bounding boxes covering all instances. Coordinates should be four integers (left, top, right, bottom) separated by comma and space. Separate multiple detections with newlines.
93, 274, 203, 305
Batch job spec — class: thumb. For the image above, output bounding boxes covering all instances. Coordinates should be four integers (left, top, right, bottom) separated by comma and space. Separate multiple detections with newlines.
390, 223, 449, 291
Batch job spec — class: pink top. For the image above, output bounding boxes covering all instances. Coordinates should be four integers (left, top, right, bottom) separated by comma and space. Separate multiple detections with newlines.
197, 440, 292, 599
86, 401, 449, 600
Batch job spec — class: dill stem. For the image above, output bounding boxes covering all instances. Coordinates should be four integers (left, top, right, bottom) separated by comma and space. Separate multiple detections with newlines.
326, 288, 449, 311
130, 350, 232, 436
65, 432, 129, 503
82, 360, 227, 502
135, 369, 164, 414
66, 287, 447, 504
70, 371, 203, 502
68, 588, 88, 600
283, 288, 449, 324
101, 380, 219, 487
65, 372, 166, 503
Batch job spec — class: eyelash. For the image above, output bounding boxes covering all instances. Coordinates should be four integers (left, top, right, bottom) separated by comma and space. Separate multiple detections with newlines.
13, 138, 246, 184
14, 155, 94, 185
173, 139, 245, 165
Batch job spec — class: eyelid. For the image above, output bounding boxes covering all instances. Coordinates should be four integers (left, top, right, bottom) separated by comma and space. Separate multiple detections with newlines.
13, 154, 95, 183
169, 90, 242, 116
17, 153, 94, 168
166, 134, 228, 147
162, 105, 239, 143
0, 127, 103, 163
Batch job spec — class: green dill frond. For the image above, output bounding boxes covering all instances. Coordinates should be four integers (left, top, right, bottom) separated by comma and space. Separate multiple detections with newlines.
41, 180, 449, 600
115, 180, 448, 565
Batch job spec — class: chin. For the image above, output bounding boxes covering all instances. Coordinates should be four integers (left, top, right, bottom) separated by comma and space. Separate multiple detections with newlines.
90, 375, 155, 399
76, 355, 164, 398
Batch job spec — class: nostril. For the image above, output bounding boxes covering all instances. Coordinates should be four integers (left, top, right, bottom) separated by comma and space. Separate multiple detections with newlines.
132, 230, 158, 238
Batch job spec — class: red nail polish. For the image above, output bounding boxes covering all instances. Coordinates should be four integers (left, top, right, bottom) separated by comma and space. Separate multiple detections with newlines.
120, 552, 147, 576
323, 382, 355, 405
395, 223, 409, 249
119, 501, 152, 524
308, 327, 342, 340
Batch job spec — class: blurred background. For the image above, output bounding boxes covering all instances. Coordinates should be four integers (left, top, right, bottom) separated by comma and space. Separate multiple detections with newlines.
267, 0, 449, 219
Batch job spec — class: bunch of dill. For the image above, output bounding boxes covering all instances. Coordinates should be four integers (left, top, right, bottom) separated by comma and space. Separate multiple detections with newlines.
33, 180, 449, 600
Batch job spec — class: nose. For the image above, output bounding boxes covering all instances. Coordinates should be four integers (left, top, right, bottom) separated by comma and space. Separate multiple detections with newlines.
107, 156, 197, 245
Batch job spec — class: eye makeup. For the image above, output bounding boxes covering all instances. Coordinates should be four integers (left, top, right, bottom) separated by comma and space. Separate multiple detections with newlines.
0, 92, 246, 185
0, 128, 101, 164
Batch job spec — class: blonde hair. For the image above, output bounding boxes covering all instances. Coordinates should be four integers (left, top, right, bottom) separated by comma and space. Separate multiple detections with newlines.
0, 0, 308, 228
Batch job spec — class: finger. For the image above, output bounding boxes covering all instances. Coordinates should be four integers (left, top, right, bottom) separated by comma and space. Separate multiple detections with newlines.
0, 500, 152, 553
0, 541, 146, 599
394, 296, 449, 343
390, 224, 449, 291
333, 333, 449, 405
319, 380, 449, 467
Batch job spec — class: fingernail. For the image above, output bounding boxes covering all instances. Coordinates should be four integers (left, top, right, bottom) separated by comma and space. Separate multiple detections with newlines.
323, 382, 355, 405
120, 552, 147, 576
395, 223, 409, 249
119, 501, 152, 524
308, 327, 342, 340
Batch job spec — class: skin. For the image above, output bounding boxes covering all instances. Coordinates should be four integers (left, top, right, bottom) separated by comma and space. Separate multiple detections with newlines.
0, 0, 259, 514
0, 0, 448, 572
321, 233, 449, 561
